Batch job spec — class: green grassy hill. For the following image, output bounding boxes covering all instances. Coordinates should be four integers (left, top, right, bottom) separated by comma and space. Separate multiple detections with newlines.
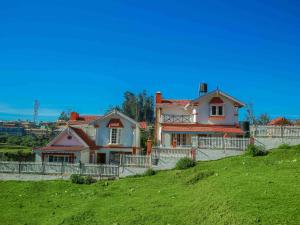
0, 143, 31, 153
0, 146, 299, 225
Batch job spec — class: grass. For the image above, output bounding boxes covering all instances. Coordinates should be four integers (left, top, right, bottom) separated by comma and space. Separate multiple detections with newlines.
0, 146, 299, 225
0, 143, 31, 153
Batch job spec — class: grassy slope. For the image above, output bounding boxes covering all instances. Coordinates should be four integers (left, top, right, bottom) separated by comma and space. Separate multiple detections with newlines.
0, 143, 31, 153
0, 147, 299, 225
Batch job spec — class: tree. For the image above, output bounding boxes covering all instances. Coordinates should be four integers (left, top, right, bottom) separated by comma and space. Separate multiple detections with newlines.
106, 90, 154, 123
58, 111, 70, 121
106, 105, 122, 114
245, 103, 256, 125
256, 113, 271, 125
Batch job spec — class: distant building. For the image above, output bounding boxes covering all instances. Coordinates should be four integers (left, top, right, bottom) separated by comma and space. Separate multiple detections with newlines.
0, 126, 25, 136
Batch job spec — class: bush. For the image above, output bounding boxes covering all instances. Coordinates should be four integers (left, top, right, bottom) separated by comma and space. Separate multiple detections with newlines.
247, 144, 268, 157
71, 175, 97, 185
143, 168, 156, 176
175, 157, 196, 170
278, 144, 291, 149
70, 174, 85, 184
84, 175, 97, 184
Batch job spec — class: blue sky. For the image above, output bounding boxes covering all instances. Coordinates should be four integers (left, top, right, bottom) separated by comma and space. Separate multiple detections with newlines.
0, 0, 300, 121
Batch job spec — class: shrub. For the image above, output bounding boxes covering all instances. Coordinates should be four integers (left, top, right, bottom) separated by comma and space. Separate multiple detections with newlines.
278, 144, 291, 149
143, 168, 156, 176
175, 157, 196, 170
70, 174, 85, 184
247, 144, 268, 157
186, 171, 215, 185
84, 175, 97, 184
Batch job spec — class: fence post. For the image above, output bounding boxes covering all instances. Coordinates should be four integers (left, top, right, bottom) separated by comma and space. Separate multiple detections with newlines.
79, 161, 83, 175
61, 161, 64, 175
42, 161, 45, 175
18, 161, 21, 174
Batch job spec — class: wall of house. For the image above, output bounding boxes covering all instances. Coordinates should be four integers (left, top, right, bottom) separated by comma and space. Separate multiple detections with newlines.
95, 114, 139, 147
196, 96, 237, 125
80, 150, 90, 164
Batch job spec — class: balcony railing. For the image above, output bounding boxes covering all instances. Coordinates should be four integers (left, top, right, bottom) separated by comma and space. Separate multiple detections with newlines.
162, 114, 193, 123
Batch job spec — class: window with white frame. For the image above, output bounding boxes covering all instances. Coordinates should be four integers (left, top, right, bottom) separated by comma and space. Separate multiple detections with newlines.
210, 105, 224, 116
110, 128, 121, 144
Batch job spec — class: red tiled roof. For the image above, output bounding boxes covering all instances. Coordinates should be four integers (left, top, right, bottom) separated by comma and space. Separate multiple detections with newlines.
268, 117, 292, 126
36, 146, 86, 151
139, 121, 147, 129
68, 115, 102, 125
70, 127, 98, 150
162, 124, 244, 134
160, 99, 191, 106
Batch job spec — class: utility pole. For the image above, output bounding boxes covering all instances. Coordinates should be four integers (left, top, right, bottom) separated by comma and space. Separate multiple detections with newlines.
33, 100, 40, 124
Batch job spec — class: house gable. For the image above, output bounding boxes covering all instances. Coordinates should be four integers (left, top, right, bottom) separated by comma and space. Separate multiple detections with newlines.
47, 127, 89, 148
191, 90, 245, 108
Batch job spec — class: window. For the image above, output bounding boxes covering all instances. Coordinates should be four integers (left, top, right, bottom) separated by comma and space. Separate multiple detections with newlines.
48, 155, 71, 163
210, 105, 224, 116
171, 133, 187, 146
110, 128, 121, 144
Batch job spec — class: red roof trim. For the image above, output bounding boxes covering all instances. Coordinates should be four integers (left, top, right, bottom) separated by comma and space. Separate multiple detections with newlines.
70, 127, 98, 150
209, 97, 224, 104
106, 118, 124, 128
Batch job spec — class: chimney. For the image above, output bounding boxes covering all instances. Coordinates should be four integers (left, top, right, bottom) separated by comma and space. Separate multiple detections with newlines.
199, 83, 208, 96
70, 112, 79, 121
155, 91, 162, 104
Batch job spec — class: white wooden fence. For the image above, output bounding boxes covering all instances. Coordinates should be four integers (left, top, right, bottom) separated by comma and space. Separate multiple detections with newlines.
119, 155, 152, 168
251, 125, 300, 138
0, 161, 119, 177
198, 137, 250, 151
152, 147, 194, 158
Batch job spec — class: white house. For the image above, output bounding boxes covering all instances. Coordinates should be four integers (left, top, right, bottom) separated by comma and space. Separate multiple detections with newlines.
34, 110, 141, 164
155, 84, 246, 148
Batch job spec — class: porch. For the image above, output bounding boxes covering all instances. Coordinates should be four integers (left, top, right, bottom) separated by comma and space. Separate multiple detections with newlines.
161, 133, 250, 151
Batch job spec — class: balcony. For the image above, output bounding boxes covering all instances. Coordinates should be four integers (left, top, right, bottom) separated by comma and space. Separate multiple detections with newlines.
161, 114, 193, 123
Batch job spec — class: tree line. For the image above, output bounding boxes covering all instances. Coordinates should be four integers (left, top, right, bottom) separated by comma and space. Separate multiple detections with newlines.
107, 90, 154, 123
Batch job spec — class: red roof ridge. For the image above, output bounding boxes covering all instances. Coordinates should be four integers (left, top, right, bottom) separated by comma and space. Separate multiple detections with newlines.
69, 126, 98, 150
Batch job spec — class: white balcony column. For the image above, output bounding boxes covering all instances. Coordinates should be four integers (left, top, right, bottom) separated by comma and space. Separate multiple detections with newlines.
192, 108, 197, 123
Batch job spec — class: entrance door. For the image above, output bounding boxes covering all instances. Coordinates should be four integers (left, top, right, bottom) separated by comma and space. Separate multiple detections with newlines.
97, 153, 106, 164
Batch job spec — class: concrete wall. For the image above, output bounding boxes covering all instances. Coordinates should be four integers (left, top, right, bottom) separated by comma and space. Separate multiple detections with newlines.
196, 149, 244, 161
255, 137, 300, 150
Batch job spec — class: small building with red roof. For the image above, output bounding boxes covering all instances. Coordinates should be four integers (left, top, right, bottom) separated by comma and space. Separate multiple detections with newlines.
268, 117, 292, 126
155, 84, 246, 147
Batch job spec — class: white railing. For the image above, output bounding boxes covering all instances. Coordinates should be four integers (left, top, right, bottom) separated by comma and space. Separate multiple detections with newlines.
161, 114, 193, 123
152, 147, 194, 158
198, 137, 250, 151
0, 161, 119, 177
250, 125, 300, 138
120, 155, 152, 168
